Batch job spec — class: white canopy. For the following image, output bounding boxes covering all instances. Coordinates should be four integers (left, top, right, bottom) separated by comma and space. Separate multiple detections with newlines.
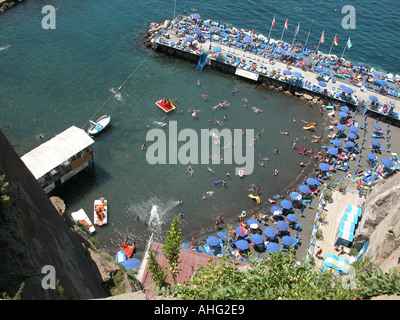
21, 126, 94, 179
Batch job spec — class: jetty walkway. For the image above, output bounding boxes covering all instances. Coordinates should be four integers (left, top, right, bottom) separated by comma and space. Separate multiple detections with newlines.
147, 15, 400, 125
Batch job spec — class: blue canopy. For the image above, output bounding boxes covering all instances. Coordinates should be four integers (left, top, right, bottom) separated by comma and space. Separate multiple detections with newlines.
382, 158, 394, 167
349, 125, 359, 132
213, 46, 222, 52
280, 199, 293, 210
276, 220, 288, 231
207, 236, 220, 247
372, 72, 381, 79
341, 106, 350, 113
306, 178, 318, 186
186, 36, 194, 42
299, 184, 310, 194
292, 71, 302, 77
244, 35, 253, 42
377, 79, 387, 87
347, 132, 357, 140
218, 232, 228, 242
327, 147, 339, 156
290, 192, 302, 201
264, 227, 277, 238
283, 70, 292, 75
247, 218, 260, 228
250, 234, 264, 245
371, 140, 381, 147
367, 153, 377, 160
337, 124, 347, 131
236, 239, 249, 251
369, 95, 379, 102
270, 206, 282, 215
331, 139, 343, 147
281, 236, 294, 246
235, 225, 247, 237
267, 242, 280, 253
345, 141, 355, 148
319, 163, 330, 171
339, 111, 349, 117
318, 81, 327, 87
121, 257, 141, 271
286, 213, 298, 223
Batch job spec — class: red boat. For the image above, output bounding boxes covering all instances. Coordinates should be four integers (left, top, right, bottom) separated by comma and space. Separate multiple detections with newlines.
155, 99, 176, 113
119, 238, 136, 260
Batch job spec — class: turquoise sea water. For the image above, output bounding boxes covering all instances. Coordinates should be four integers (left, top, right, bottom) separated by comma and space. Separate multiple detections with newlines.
0, 0, 399, 255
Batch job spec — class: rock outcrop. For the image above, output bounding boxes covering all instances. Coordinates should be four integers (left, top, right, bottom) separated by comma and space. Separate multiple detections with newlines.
354, 173, 400, 272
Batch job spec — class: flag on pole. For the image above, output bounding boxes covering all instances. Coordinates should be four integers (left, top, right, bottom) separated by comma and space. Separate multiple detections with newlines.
320, 30, 325, 43
334, 34, 338, 46
295, 22, 300, 36
284, 18, 288, 29
347, 37, 352, 49
272, 16, 276, 27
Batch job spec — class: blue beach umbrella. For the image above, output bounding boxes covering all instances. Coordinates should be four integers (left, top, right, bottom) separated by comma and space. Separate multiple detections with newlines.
347, 132, 358, 140
283, 70, 292, 75
267, 242, 280, 253
306, 178, 318, 186
371, 140, 381, 147
372, 72, 381, 79
369, 95, 379, 102
213, 46, 222, 52
290, 192, 302, 201
250, 234, 264, 245
235, 225, 247, 237
122, 257, 141, 271
191, 13, 200, 19
327, 147, 339, 156
292, 71, 302, 77
195, 29, 203, 35
218, 232, 228, 242
315, 66, 323, 72
340, 85, 354, 94
341, 106, 350, 113
318, 81, 327, 87
377, 79, 387, 87
207, 236, 220, 247
247, 218, 260, 228
186, 36, 194, 42
276, 220, 288, 232
349, 125, 359, 132
244, 35, 253, 43
286, 214, 298, 223
277, 47, 286, 53
382, 158, 394, 167
271, 206, 282, 215
337, 124, 346, 131
236, 239, 249, 251
367, 153, 377, 161
374, 125, 382, 131
286, 50, 295, 55
339, 111, 349, 118
299, 184, 310, 194
280, 199, 293, 210
264, 227, 277, 238
357, 62, 366, 67
319, 163, 330, 172
331, 139, 343, 147
345, 141, 355, 148
281, 236, 294, 246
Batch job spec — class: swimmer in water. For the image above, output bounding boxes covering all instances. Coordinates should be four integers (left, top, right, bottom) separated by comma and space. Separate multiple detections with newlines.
280, 131, 289, 135
173, 200, 183, 206
207, 167, 215, 173
274, 169, 279, 176
188, 166, 194, 176
154, 121, 167, 126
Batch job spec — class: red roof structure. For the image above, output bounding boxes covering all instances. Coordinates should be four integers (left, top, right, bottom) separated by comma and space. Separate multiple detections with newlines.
138, 242, 246, 299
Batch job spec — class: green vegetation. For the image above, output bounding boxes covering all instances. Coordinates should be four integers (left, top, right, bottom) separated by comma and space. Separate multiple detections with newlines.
0, 174, 12, 217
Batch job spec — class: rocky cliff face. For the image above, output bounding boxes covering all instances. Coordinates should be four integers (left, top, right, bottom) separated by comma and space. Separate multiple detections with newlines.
354, 173, 400, 273
0, 129, 108, 299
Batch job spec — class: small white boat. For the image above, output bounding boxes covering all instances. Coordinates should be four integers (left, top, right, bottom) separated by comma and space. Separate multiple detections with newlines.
93, 197, 108, 226
71, 209, 96, 234
87, 115, 111, 135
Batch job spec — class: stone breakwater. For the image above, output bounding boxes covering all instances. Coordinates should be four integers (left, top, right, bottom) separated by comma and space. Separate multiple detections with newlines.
0, 0, 25, 13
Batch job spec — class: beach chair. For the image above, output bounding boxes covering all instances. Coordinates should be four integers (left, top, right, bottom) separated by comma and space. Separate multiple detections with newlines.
197, 246, 205, 253
203, 244, 215, 255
